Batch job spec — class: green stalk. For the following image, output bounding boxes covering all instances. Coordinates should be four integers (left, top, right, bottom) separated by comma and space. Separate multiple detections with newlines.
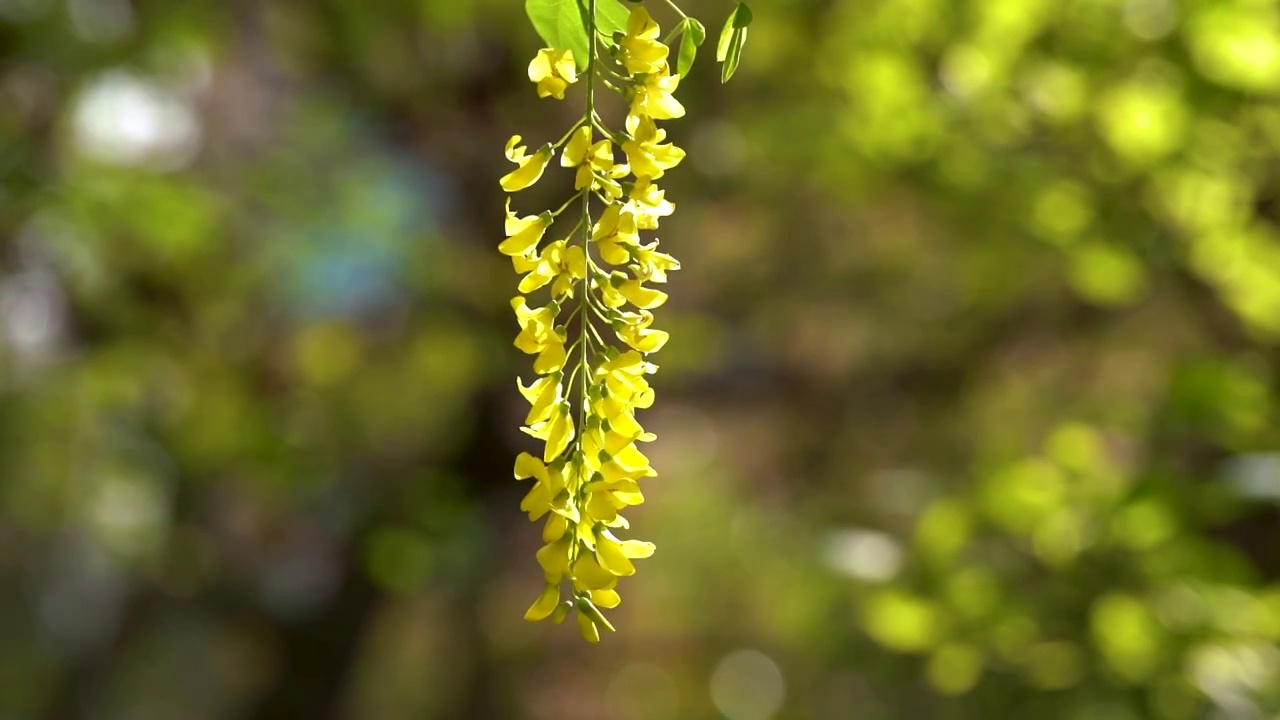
570, 0, 599, 571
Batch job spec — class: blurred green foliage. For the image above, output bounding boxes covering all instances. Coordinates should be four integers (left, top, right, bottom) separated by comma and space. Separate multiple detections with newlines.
3, 0, 1280, 717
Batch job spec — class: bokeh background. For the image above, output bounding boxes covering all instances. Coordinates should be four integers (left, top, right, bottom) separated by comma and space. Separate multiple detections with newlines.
3, 0, 1280, 717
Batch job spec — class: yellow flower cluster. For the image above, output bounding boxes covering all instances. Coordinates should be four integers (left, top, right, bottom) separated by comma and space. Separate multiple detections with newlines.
499, 4, 684, 642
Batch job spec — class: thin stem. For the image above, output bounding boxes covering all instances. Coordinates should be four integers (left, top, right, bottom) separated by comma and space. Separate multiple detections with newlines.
657, 0, 688, 20
554, 118, 587, 148
559, 218, 584, 241
570, 0, 599, 570
553, 190, 587, 217
564, 335, 583, 360
584, 312, 608, 346
598, 62, 630, 85
592, 116, 624, 143
587, 299, 613, 326
598, 76, 626, 94
564, 359, 582, 394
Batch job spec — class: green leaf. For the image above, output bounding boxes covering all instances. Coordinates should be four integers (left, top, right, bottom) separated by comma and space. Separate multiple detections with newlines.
687, 17, 707, 45
715, 2, 750, 83
716, 2, 751, 60
716, 9, 735, 62
676, 18, 705, 77
596, 0, 630, 36
525, 0, 632, 69
721, 28, 746, 83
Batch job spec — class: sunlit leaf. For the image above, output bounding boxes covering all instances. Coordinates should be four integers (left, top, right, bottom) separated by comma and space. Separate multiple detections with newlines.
677, 18, 705, 77
525, 0, 631, 69
716, 2, 751, 83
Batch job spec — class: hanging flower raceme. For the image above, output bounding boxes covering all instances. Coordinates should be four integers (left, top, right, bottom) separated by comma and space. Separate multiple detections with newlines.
500, 0, 747, 642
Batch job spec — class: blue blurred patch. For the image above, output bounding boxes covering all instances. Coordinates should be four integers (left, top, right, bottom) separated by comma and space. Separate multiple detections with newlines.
283, 132, 456, 320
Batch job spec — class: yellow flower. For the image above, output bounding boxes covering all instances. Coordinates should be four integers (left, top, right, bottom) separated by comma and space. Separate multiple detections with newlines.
587, 475, 646, 504
519, 482, 556, 524
520, 486, 581, 540
591, 383, 654, 435
595, 528, 655, 576
534, 339, 566, 374
511, 297, 568, 373
512, 297, 555, 350
630, 241, 680, 283
501, 136, 553, 192
536, 536, 573, 582
592, 204, 640, 265
516, 240, 586, 298
586, 461, 650, 489
563, 126, 628, 194
583, 480, 645, 527
528, 48, 578, 100
543, 404, 576, 460
620, 7, 670, 76
541, 509, 571, 542
514, 452, 574, 520
572, 552, 618, 590
514, 451, 560, 488
518, 479, 553, 521
606, 405, 655, 443
590, 588, 622, 608
597, 272, 628, 308
522, 402, 576, 462
595, 387, 647, 424
562, 126, 591, 167
595, 351, 656, 408
512, 252, 539, 276
630, 66, 685, 121
598, 176, 625, 203
598, 441, 657, 484
500, 199, 552, 257
581, 413, 656, 477
615, 308, 670, 353
597, 272, 666, 310
583, 422, 636, 464
619, 278, 667, 309
626, 176, 675, 229
623, 114, 686, 179
584, 486, 623, 524
524, 583, 561, 621
517, 373, 561, 425
520, 475, 578, 533
551, 600, 572, 624
596, 384, 645, 422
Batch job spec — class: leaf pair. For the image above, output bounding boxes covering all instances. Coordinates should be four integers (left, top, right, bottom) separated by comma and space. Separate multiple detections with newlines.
675, 17, 707, 78
525, 0, 630, 69
524, 0, 751, 83
647, 2, 753, 82
715, 2, 752, 84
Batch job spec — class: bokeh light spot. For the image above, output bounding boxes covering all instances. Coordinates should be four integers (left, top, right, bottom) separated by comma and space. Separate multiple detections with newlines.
709, 650, 785, 720
605, 663, 679, 720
